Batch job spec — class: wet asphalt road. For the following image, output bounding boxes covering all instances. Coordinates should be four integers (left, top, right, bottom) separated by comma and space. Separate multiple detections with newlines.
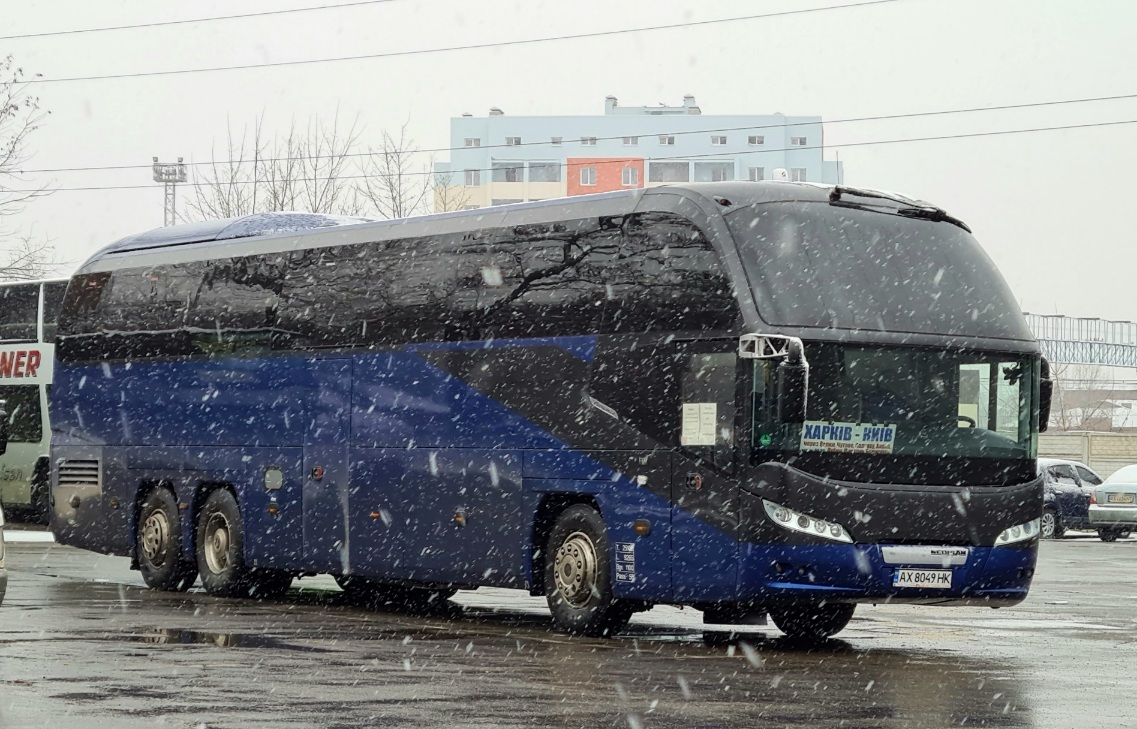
1, 532, 1135, 729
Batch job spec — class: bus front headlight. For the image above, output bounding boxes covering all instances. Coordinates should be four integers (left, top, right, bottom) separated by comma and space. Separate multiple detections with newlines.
762, 499, 853, 544
995, 518, 1040, 546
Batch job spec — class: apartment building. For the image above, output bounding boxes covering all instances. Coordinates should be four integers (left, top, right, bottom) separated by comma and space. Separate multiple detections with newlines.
433, 95, 843, 210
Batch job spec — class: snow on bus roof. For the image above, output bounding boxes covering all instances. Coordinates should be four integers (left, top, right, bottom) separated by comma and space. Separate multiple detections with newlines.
92, 211, 376, 258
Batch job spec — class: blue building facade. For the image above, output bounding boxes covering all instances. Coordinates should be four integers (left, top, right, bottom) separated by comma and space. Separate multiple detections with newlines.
434, 95, 843, 210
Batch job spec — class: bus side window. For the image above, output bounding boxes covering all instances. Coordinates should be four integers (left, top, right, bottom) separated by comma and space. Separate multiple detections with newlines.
590, 343, 737, 470
0, 385, 43, 442
680, 352, 737, 472
475, 219, 615, 340
0, 283, 40, 341
41, 281, 68, 343
589, 342, 683, 447
190, 255, 287, 353
603, 212, 738, 334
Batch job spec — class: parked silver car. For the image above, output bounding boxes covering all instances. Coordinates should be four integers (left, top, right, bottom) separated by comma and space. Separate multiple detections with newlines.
0, 505, 7, 606
1089, 464, 1137, 542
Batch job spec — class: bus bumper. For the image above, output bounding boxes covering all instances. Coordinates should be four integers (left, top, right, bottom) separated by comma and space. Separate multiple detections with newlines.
738, 541, 1037, 607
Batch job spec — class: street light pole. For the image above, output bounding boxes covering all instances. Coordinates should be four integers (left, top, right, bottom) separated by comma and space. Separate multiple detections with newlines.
152, 157, 187, 227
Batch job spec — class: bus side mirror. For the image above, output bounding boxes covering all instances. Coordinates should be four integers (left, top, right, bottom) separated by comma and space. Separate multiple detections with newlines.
1039, 358, 1053, 433
776, 358, 809, 423
0, 401, 8, 457
738, 334, 810, 424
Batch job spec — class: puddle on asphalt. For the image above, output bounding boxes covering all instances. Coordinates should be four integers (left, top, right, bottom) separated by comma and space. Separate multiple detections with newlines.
122, 628, 332, 651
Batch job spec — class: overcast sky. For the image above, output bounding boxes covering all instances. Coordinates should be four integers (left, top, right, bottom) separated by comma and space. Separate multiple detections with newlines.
4, 0, 1134, 319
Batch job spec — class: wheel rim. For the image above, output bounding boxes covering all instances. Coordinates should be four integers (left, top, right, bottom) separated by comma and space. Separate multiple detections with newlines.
554, 531, 598, 609
203, 512, 232, 574
1040, 511, 1056, 538
140, 509, 171, 565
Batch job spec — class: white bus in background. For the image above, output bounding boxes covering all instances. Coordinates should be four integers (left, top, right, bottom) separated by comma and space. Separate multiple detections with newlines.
0, 279, 67, 522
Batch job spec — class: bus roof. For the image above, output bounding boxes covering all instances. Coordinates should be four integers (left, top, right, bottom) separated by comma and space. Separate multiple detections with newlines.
75, 183, 885, 272
74, 182, 972, 278
0, 277, 70, 289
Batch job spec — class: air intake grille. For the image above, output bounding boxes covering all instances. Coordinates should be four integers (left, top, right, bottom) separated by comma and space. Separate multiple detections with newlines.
58, 459, 101, 488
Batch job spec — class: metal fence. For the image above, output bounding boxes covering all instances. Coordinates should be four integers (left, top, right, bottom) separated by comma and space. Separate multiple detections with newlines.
1024, 313, 1137, 367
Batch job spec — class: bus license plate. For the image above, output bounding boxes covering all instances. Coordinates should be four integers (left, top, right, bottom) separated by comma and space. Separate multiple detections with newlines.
893, 569, 952, 589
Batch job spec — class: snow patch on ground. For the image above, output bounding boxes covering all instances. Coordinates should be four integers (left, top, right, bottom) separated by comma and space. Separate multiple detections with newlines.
2, 530, 56, 543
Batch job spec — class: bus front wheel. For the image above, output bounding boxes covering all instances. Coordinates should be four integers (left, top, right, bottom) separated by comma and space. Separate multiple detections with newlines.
137, 488, 197, 592
544, 504, 634, 637
770, 603, 855, 641
195, 489, 292, 599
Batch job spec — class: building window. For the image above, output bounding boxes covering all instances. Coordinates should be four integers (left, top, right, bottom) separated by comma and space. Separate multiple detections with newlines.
747, 167, 764, 182
647, 161, 689, 182
694, 162, 734, 182
528, 161, 561, 183
621, 167, 639, 186
465, 138, 481, 147
580, 167, 597, 186
623, 136, 638, 146
659, 135, 675, 146
464, 169, 481, 186
581, 136, 597, 146
551, 137, 563, 146
492, 162, 524, 183
790, 136, 807, 146
491, 199, 523, 206
711, 135, 727, 146
505, 136, 522, 146
748, 135, 765, 145
791, 168, 807, 182
463, 205, 480, 210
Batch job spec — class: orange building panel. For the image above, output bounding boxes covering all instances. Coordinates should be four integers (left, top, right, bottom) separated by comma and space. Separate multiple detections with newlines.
566, 157, 644, 196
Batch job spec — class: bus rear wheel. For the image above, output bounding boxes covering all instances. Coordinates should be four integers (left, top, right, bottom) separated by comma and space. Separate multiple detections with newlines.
770, 603, 855, 641
544, 504, 633, 637
137, 488, 197, 591
195, 489, 291, 599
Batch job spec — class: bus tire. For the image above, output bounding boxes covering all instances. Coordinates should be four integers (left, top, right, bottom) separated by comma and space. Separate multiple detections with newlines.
137, 488, 197, 592
544, 504, 633, 637
195, 488, 258, 598
770, 602, 855, 641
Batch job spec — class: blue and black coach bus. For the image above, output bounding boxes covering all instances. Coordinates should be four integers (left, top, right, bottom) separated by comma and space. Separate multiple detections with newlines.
42, 183, 1051, 639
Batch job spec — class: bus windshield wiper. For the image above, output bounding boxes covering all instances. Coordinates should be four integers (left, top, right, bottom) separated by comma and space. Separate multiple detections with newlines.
829, 185, 971, 233
894, 206, 971, 233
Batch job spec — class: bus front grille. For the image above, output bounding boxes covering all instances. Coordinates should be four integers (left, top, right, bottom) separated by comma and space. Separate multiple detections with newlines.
57, 459, 101, 489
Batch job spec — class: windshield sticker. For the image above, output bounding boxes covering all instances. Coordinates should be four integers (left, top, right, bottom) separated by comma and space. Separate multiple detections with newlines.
801, 421, 896, 454
681, 403, 717, 447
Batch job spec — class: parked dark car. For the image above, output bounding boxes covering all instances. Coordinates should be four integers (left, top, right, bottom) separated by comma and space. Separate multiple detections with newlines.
1039, 458, 1100, 538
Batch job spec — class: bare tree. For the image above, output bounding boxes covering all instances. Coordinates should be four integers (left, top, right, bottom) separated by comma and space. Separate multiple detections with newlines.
186, 111, 366, 221
0, 55, 57, 280
358, 121, 433, 220
1, 231, 62, 281
432, 169, 472, 213
1051, 362, 1118, 431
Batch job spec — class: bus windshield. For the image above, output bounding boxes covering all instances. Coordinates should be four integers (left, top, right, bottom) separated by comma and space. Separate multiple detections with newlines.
726, 201, 1033, 340
752, 343, 1036, 465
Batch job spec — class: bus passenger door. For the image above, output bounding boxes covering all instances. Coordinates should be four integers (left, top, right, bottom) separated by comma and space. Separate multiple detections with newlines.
670, 351, 739, 603
302, 357, 352, 573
